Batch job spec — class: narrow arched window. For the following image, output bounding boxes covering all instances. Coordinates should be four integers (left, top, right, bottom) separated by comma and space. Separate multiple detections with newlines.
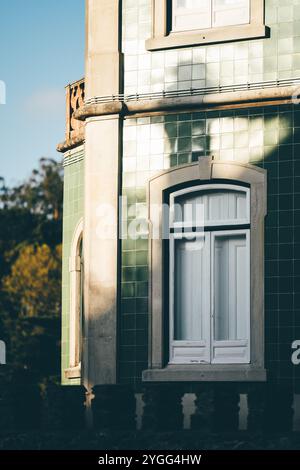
0, 340, 6, 365
169, 184, 250, 365
68, 219, 83, 374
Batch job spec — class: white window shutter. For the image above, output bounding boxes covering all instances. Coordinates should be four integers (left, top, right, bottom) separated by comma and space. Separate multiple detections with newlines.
212, 232, 250, 364
170, 233, 211, 364
212, 0, 250, 28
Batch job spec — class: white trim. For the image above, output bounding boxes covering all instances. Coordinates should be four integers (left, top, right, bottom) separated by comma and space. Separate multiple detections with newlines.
69, 218, 83, 371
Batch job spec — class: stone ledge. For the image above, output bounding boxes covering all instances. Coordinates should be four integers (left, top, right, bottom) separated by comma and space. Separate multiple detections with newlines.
64, 365, 81, 380
57, 131, 85, 153
146, 25, 269, 51
142, 366, 267, 383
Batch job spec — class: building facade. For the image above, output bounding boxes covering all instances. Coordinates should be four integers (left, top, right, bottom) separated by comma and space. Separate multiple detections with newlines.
58, 0, 300, 431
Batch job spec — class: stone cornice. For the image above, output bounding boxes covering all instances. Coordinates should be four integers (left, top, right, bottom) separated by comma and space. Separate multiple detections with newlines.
75, 82, 300, 122
74, 101, 123, 121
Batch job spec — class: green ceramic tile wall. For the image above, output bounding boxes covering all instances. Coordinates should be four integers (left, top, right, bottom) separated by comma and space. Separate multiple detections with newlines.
122, 0, 300, 94
120, 105, 300, 387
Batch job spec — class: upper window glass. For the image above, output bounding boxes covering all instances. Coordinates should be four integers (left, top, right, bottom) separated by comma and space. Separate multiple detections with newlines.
172, 0, 250, 32
171, 185, 250, 227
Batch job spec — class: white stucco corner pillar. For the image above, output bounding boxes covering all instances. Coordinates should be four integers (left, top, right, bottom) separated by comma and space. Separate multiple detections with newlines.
83, 0, 123, 388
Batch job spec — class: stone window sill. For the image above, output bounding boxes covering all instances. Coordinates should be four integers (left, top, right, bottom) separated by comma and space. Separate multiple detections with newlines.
142, 365, 267, 382
64, 365, 81, 380
146, 24, 269, 51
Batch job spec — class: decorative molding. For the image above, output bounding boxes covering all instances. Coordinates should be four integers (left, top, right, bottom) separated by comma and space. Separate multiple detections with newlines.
66, 78, 85, 140
57, 79, 85, 153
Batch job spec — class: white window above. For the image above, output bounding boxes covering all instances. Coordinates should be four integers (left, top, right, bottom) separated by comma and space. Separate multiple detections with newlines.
172, 0, 250, 32
146, 0, 267, 51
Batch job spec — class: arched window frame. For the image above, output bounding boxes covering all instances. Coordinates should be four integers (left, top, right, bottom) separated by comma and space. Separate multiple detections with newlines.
65, 218, 83, 380
143, 157, 267, 383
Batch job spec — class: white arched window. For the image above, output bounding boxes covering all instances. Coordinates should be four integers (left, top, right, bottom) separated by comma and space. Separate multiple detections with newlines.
143, 158, 267, 383
0, 340, 6, 365
169, 184, 250, 365
68, 219, 83, 377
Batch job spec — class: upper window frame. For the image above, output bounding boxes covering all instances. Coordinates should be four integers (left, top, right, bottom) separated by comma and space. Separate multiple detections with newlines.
146, 0, 268, 51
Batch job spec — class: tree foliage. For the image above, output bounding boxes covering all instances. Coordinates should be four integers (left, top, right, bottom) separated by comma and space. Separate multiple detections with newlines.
3, 244, 62, 318
0, 157, 63, 220
0, 157, 63, 377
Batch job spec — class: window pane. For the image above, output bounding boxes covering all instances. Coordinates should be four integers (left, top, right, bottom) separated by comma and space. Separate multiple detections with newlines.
173, 189, 247, 226
174, 237, 207, 340
174, 193, 205, 226
172, 0, 212, 31
176, 0, 205, 7
214, 234, 248, 341
207, 190, 247, 222
212, 0, 250, 27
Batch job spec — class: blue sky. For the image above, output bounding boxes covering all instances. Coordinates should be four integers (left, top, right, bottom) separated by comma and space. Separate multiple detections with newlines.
0, 0, 85, 185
